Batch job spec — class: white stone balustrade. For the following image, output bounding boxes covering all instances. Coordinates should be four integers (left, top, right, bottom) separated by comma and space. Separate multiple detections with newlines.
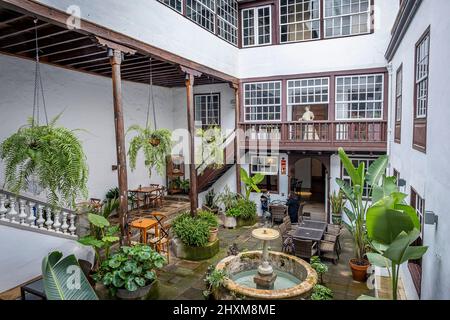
0, 189, 77, 239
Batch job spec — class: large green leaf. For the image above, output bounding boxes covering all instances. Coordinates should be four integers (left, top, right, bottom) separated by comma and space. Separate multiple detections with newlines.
87, 213, 110, 228
394, 204, 420, 230
383, 230, 421, 264
338, 148, 360, 186
402, 246, 428, 263
42, 251, 98, 300
240, 167, 250, 182
252, 173, 265, 185
366, 155, 389, 187
367, 252, 391, 268
372, 176, 399, 203
366, 206, 415, 244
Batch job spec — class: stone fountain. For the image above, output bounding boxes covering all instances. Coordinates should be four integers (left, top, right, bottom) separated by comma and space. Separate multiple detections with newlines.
251, 228, 280, 289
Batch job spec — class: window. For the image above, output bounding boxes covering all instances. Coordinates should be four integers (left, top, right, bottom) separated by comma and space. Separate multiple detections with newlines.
411, 188, 425, 240
251, 155, 279, 192
217, 0, 238, 45
194, 93, 221, 127
395, 66, 403, 142
393, 169, 400, 187
336, 74, 384, 120
288, 78, 329, 105
158, 0, 183, 13
342, 157, 376, 198
415, 32, 430, 118
244, 81, 282, 122
280, 0, 320, 43
324, 0, 370, 38
186, 0, 216, 33
242, 6, 272, 47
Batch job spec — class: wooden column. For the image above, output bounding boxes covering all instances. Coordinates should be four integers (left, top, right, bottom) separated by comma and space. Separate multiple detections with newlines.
183, 67, 201, 215
233, 83, 242, 194
109, 49, 129, 244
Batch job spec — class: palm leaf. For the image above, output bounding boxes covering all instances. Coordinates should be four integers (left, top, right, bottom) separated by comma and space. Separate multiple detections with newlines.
366, 155, 388, 187
42, 251, 98, 300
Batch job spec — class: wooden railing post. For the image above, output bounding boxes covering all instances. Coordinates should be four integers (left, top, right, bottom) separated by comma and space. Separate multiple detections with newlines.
232, 84, 242, 194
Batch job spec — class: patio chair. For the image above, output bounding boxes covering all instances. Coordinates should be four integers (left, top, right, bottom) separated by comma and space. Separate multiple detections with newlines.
293, 239, 318, 261
319, 239, 340, 265
326, 224, 342, 253
149, 223, 172, 264
302, 211, 311, 221
270, 205, 287, 225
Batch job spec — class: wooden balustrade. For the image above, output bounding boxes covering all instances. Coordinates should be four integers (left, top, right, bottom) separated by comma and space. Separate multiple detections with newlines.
239, 120, 387, 151
0, 189, 77, 239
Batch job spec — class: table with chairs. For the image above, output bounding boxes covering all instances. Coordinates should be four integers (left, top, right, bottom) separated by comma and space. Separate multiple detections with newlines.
128, 184, 166, 212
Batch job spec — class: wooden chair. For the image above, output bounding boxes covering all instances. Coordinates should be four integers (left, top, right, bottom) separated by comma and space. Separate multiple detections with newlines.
293, 239, 318, 260
270, 205, 287, 225
149, 223, 171, 264
89, 198, 103, 212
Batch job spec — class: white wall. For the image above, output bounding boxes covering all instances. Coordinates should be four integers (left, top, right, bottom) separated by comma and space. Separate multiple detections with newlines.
0, 54, 176, 201
36, 0, 239, 77
388, 0, 450, 300
238, 0, 398, 78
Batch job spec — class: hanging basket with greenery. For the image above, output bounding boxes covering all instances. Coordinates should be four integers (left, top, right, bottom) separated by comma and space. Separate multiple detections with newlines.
0, 116, 88, 208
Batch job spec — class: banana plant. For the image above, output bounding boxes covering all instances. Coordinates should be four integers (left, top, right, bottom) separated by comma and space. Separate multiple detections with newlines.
366, 184, 428, 300
240, 168, 265, 200
42, 251, 98, 300
336, 148, 388, 264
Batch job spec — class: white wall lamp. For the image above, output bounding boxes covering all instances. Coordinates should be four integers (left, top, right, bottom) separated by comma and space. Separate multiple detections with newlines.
425, 211, 438, 225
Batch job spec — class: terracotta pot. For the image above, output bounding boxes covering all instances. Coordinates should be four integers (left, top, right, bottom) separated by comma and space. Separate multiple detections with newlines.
208, 227, 219, 242
224, 216, 237, 229
116, 281, 156, 300
349, 259, 370, 282
149, 138, 161, 147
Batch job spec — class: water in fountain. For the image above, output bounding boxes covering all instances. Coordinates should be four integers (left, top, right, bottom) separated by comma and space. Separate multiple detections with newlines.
232, 269, 302, 290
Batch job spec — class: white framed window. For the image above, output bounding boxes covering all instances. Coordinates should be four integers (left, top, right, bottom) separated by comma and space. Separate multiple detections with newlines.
186, 0, 216, 33
336, 74, 384, 120
194, 93, 221, 127
242, 6, 272, 47
411, 188, 425, 240
250, 155, 279, 175
244, 81, 282, 122
415, 32, 430, 119
342, 157, 376, 198
324, 0, 370, 38
158, 0, 183, 13
396, 66, 403, 122
287, 77, 329, 105
279, 0, 321, 43
217, 0, 238, 45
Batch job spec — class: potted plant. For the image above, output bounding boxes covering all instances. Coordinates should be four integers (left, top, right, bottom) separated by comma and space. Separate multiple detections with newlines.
127, 124, 172, 178
179, 179, 190, 194
336, 148, 388, 282
203, 189, 219, 214
0, 115, 88, 208
203, 265, 227, 300
330, 190, 346, 225
198, 210, 220, 242
93, 244, 166, 300
240, 168, 265, 200
217, 185, 239, 211
169, 178, 182, 194
235, 198, 257, 227
224, 207, 240, 229
310, 284, 333, 300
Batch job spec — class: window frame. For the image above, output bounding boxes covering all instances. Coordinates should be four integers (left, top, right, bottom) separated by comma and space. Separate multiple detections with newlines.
335, 74, 385, 121
194, 93, 221, 128
250, 155, 280, 193
241, 5, 272, 48
415, 30, 430, 119
279, 0, 321, 44
410, 187, 425, 241
158, 0, 184, 13
341, 156, 377, 199
287, 77, 330, 106
217, 0, 239, 45
243, 81, 282, 123
186, 0, 217, 34
395, 64, 403, 143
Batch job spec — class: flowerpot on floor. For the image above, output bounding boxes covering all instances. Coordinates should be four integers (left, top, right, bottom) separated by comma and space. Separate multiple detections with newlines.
349, 259, 370, 282
116, 281, 156, 300
224, 216, 237, 229
332, 214, 342, 225
209, 227, 219, 243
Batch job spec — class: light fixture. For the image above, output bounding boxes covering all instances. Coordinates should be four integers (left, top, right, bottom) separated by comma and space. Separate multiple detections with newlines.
398, 179, 407, 187
425, 211, 438, 225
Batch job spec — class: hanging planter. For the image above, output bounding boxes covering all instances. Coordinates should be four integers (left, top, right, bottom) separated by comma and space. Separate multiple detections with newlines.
148, 136, 161, 147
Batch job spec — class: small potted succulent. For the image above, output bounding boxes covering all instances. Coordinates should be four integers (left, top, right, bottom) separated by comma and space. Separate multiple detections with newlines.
198, 210, 220, 242
93, 244, 166, 300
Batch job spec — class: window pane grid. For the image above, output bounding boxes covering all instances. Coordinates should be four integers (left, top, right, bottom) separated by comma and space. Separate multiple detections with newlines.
280, 0, 321, 43
251, 155, 279, 175
342, 158, 375, 198
415, 34, 430, 118
187, 0, 216, 33
217, 0, 238, 45
158, 0, 183, 13
396, 68, 403, 122
287, 77, 329, 105
195, 94, 221, 127
244, 82, 282, 122
336, 74, 384, 120
324, 0, 370, 38
242, 6, 271, 47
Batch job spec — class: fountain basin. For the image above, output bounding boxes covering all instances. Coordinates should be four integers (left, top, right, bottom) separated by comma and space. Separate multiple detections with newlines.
214, 251, 318, 300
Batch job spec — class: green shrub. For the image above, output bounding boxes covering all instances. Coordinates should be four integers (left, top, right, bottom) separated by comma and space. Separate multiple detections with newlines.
197, 210, 219, 228
236, 199, 257, 221
173, 213, 210, 247
311, 284, 333, 300
225, 207, 241, 218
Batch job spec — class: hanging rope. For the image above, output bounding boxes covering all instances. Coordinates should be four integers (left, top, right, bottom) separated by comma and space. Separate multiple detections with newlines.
32, 19, 49, 127
146, 57, 157, 131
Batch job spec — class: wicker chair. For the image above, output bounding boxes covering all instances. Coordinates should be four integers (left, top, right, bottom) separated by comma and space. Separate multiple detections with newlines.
293, 238, 318, 260
326, 224, 342, 253
320, 236, 340, 265
270, 205, 287, 225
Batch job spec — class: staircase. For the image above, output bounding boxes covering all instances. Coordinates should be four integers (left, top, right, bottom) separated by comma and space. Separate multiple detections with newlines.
197, 133, 236, 193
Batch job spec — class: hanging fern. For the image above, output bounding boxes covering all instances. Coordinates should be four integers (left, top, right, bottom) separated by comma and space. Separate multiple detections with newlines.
127, 124, 172, 177
0, 116, 88, 209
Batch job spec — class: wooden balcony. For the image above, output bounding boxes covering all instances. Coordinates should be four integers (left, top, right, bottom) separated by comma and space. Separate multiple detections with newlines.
239, 121, 388, 152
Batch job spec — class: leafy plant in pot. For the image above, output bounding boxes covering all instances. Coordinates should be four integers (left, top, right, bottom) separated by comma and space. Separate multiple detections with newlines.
178, 179, 190, 194
203, 189, 219, 214
224, 207, 240, 229
240, 168, 265, 200
173, 213, 210, 247
127, 124, 172, 178
93, 244, 166, 299
0, 115, 88, 208
330, 190, 346, 225
203, 265, 227, 300
198, 210, 220, 242
336, 148, 388, 282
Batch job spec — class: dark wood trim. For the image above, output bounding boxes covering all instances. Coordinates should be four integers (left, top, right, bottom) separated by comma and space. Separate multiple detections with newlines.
412, 26, 430, 153
0, 0, 239, 84
193, 92, 222, 127
394, 64, 403, 144
233, 84, 242, 194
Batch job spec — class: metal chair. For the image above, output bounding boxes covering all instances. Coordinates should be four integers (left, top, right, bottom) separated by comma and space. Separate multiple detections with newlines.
293, 238, 318, 260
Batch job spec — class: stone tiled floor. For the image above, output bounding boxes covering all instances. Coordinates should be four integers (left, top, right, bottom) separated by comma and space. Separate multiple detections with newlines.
152, 220, 374, 300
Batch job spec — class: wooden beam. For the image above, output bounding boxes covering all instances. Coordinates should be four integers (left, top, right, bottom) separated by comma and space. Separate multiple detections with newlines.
1, 29, 70, 49
0, 21, 50, 41
95, 36, 136, 55
185, 72, 199, 215
233, 84, 242, 194
17, 35, 89, 54
109, 49, 130, 245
